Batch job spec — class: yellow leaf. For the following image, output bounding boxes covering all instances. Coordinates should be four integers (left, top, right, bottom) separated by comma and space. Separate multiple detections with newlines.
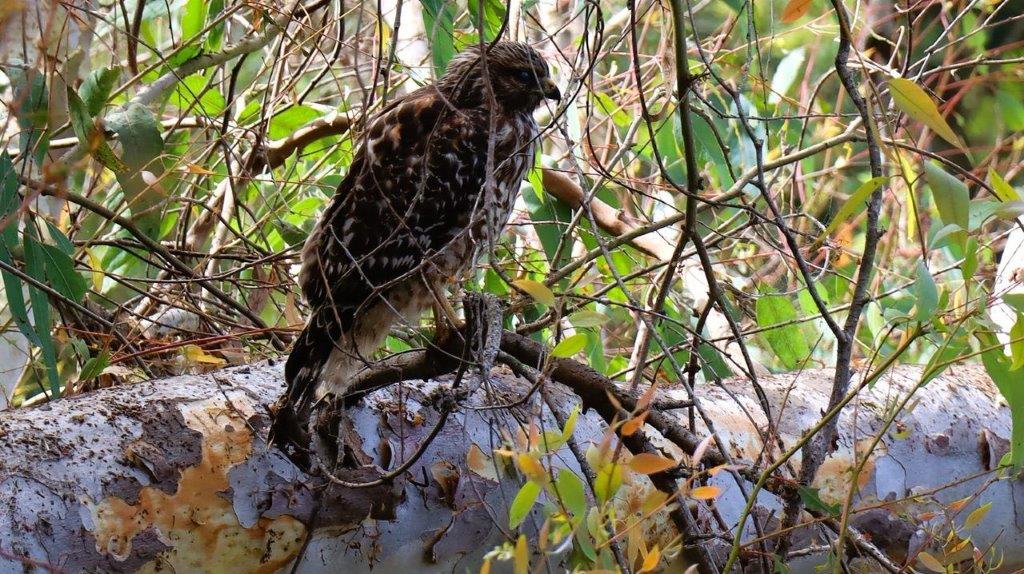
780, 0, 813, 23
639, 544, 661, 573
948, 496, 971, 513
479, 558, 491, 574
628, 453, 677, 475
512, 279, 555, 306
963, 502, 991, 530
636, 382, 657, 411
690, 485, 724, 500
692, 434, 715, 467
989, 169, 1020, 202
641, 489, 669, 514
184, 163, 217, 175
889, 77, 964, 150
85, 247, 104, 292
917, 551, 945, 573
517, 453, 547, 482
182, 344, 225, 365
621, 411, 648, 436
514, 535, 529, 574
467, 444, 497, 481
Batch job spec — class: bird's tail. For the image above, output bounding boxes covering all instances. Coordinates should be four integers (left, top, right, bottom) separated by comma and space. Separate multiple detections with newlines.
270, 306, 348, 453
270, 297, 418, 459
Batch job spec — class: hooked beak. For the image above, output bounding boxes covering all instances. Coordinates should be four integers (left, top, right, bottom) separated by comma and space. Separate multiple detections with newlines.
541, 77, 561, 101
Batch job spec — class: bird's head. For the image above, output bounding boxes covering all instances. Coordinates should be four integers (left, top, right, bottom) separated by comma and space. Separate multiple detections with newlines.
438, 41, 560, 113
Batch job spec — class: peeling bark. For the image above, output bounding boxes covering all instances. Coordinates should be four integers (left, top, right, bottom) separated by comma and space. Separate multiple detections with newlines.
0, 362, 1019, 573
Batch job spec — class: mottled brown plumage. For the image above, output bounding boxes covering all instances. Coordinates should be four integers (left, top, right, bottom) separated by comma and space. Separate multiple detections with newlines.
275, 42, 559, 442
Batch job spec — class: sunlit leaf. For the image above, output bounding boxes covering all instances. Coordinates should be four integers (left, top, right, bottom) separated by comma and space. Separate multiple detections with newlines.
639, 544, 661, 573
551, 333, 587, 358
513, 279, 555, 306
628, 453, 676, 475
594, 463, 623, 504
620, 411, 648, 436
755, 293, 810, 369
553, 469, 586, 517
989, 169, 1021, 202
820, 177, 888, 242
963, 502, 991, 530
916, 551, 945, 573
780, 0, 813, 23
509, 480, 541, 529
516, 453, 547, 482
890, 77, 964, 149
690, 485, 723, 500
183, 344, 226, 365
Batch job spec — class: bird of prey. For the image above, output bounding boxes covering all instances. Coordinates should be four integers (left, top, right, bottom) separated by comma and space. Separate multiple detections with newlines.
273, 41, 560, 446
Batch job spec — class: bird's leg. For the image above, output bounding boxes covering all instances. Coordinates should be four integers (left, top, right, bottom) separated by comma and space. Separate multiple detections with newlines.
426, 276, 460, 339
309, 396, 343, 473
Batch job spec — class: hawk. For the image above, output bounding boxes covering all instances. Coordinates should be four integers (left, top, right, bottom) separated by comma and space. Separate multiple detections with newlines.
273, 42, 560, 445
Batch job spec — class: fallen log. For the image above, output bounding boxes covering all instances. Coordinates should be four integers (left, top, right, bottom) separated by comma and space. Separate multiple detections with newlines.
0, 361, 1016, 573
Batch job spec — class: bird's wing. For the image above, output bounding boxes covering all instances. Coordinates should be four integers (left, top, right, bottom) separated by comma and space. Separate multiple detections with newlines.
300, 90, 489, 321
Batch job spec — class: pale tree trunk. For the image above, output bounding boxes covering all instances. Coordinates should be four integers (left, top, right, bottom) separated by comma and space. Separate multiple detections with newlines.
0, 359, 1017, 573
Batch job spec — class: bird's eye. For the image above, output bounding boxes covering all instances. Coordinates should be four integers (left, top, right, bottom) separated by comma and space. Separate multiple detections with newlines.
517, 69, 535, 82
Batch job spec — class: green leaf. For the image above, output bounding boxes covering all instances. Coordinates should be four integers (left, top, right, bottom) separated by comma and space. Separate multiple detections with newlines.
551, 333, 588, 358
923, 162, 970, 235
929, 223, 964, 249
914, 262, 938, 321
1012, 314, 1024, 371
268, 105, 321, 140
755, 293, 810, 370
889, 77, 964, 150
594, 463, 622, 504
797, 486, 841, 517
569, 310, 609, 328
23, 231, 60, 397
180, 0, 208, 41
79, 351, 110, 382
1004, 293, 1024, 314
989, 169, 1020, 202
962, 237, 979, 282
80, 67, 120, 117
0, 153, 39, 346
8, 68, 49, 164
107, 103, 166, 237
508, 480, 541, 529
523, 166, 574, 270
820, 177, 888, 242
467, 0, 506, 41
553, 470, 587, 517
206, 0, 226, 50
978, 329, 1024, 469
39, 243, 87, 304
67, 87, 126, 172
420, 0, 456, 76
170, 74, 226, 116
